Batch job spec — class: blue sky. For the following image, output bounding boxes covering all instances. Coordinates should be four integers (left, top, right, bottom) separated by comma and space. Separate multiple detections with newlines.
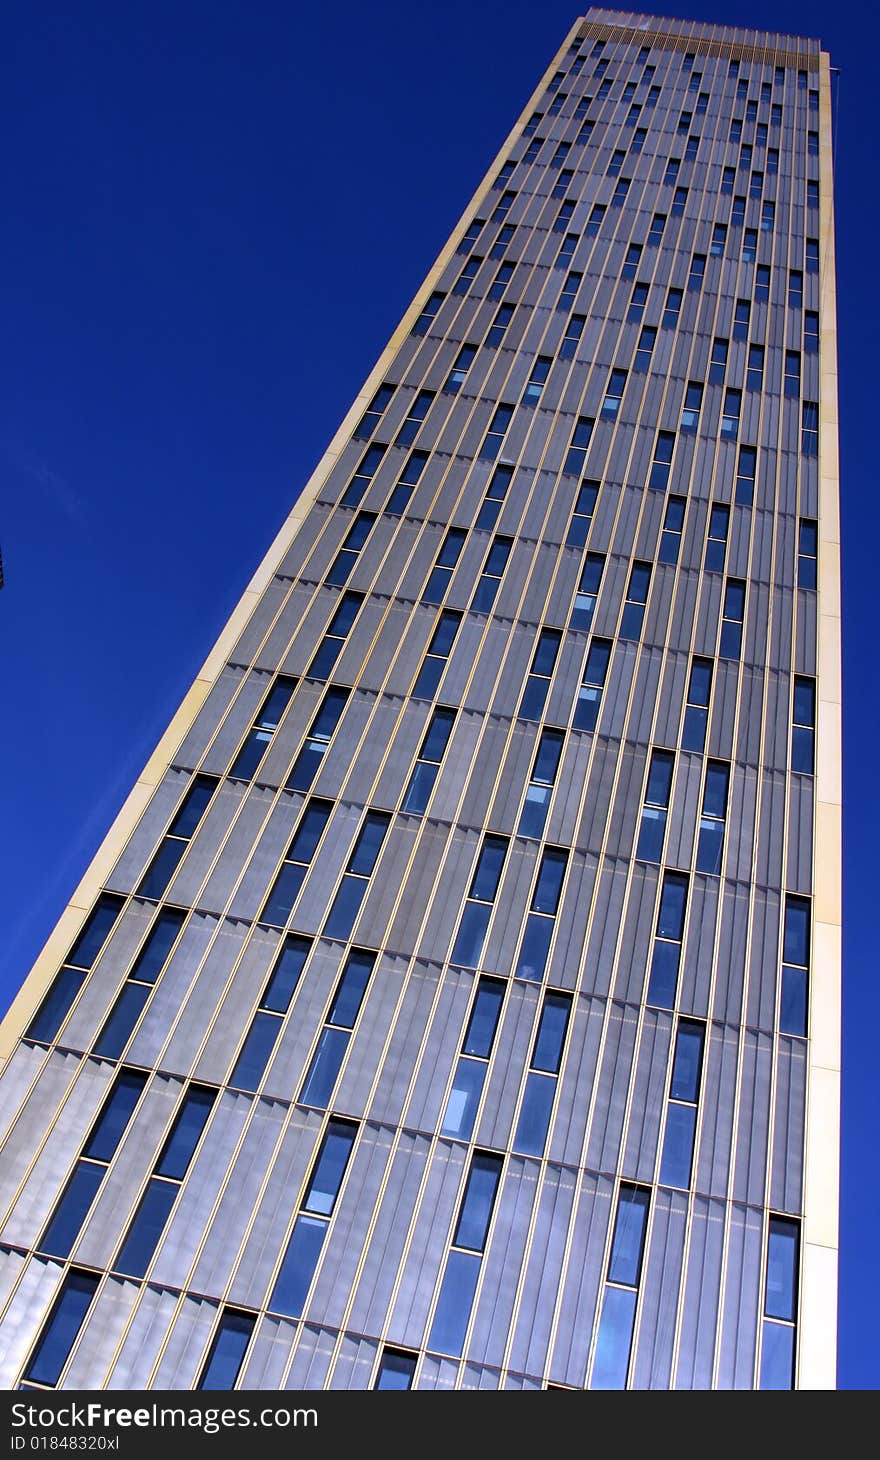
1, 1, 874, 1386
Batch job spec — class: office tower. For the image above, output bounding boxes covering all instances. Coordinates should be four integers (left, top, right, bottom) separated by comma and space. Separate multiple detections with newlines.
0, 9, 840, 1391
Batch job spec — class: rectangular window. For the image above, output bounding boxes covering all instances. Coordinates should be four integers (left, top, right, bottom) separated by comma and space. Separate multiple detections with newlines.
515, 846, 569, 981
710, 223, 726, 257
659, 496, 686, 564
731, 195, 745, 228
27, 893, 126, 1044
647, 212, 666, 246
736, 444, 757, 505
485, 302, 514, 349
767, 147, 779, 174
808, 129, 819, 157
802, 400, 819, 455
755, 264, 771, 303
807, 180, 819, 208
550, 142, 571, 169
23, 1270, 100, 1387
553, 199, 575, 233
412, 291, 445, 336
137, 775, 219, 900
552, 169, 573, 199
476, 463, 513, 532
601, 368, 627, 420
684, 135, 699, 162
585, 203, 605, 238
622, 243, 642, 279
721, 166, 734, 195
792, 676, 816, 774
705, 503, 730, 571
620, 561, 651, 640
325, 513, 376, 587
798, 518, 818, 589
487, 261, 514, 301
512, 990, 572, 1156
299, 949, 376, 1107
577, 121, 594, 144
522, 112, 542, 137
678, 110, 692, 134
491, 190, 516, 223
441, 976, 505, 1140
560, 313, 585, 360
757, 122, 768, 146
750, 169, 763, 198
95, 908, 187, 1059
647, 872, 689, 1007
494, 161, 515, 187
627, 281, 648, 323
261, 798, 333, 927
555, 232, 578, 268
608, 149, 625, 177
636, 749, 674, 863
648, 431, 675, 491
695, 761, 729, 874
385, 448, 429, 516
401, 707, 456, 817
270, 1120, 357, 1318
659, 1020, 705, 1188
781, 896, 810, 1037
518, 729, 565, 839
354, 382, 394, 439
519, 628, 563, 719
558, 269, 583, 309
771, 103, 783, 125
521, 356, 551, 407
374, 1348, 417, 1390
478, 402, 513, 461
563, 416, 594, 476
451, 836, 509, 968
423, 528, 467, 605
413, 609, 462, 700
742, 227, 757, 263
342, 444, 385, 508
733, 298, 750, 341
115, 1086, 216, 1277
230, 675, 297, 780
662, 287, 682, 329
443, 344, 476, 395
682, 657, 713, 752
670, 186, 686, 218
489, 223, 514, 260
547, 91, 566, 116
395, 389, 434, 446
747, 344, 765, 391
591, 1187, 650, 1389
611, 177, 630, 208
720, 579, 746, 659
687, 254, 705, 291
806, 237, 819, 273
323, 810, 391, 941
428, 1152, 503, 1356
471, 535, 512, 613
804, 311, 819, 353
196, 1311, 255, 1391
759, 1217, 800, 1388
452, 255, 483, 295
784, 351, 801, 400
572, 638, 612, 732
709, 337, 728, 385
285, 686, 350, 793
569, 551, 605, 631
761, 200, 775, 233
633, 324, 656, 372
229, 936, 311, 1091
663, 157, 680, 187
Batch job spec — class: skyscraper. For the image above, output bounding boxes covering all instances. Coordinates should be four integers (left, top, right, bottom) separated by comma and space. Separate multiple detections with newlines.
0, 7, 840, 1391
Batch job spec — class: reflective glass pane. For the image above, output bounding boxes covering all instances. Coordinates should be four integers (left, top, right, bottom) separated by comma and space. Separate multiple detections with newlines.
659, 1101, 697, 1187
608, 1187, 650, 1286
230, 1012, 281, 1091
440, 1057, 486, 1140
157, 1087, 215, 1179
759, 1319, 795, 1389
471, 838, 508, 901
532, 849, 567, 913
270, 1214, 327, 1318
780, 966, 807, 1037
262, 862, 307, 927
304, 1122, 356, 1215
463, 979, 505, 1057
94, 981, 151, 1059
198, 1311, 255, 1390
286, 742, 325, 792
115, 1178, 177, 1277
681, 705, 707, 752
647, 940, 680, 1008
696, 816, 725, 874
299, 1027, 349, 1108
657, 876, 687, 938
454, 1153, 503, 1251
670, 1023, 704, 1101
451, 902, 492, 968
515, 913, 554, 981
518, 783, 551, 838
40, 1162, 105, 1259
27, 967, 84, 1043
169, 777, 216, 838
323, 875, 367, 941
591, 1286, 637, 1390
84, 1071, 148, 1162
137, 837, 187, 900
427, 1250, 481, 1357
375, 1350, 416, 1390
512, 1072, 556, 1156
131, 909, 186, 984
289, 803, 332, 863
533, 993, 571, 1072
766, 1219, 799, 1321
636, 806, 666, 863
329, 950, 375, 1027
263, 936, 311, 1013
67, 896, 125, 970
25, 1271, 99, 1386
231, 728, 273, 780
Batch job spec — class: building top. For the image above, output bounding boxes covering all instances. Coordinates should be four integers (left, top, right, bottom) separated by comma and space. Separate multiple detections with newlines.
581, 8, 824, 63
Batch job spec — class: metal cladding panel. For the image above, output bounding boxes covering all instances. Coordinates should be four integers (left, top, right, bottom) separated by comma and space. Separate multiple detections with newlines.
59, 902, 155, 1051
622, 1007, 673, 1183
62, 1276, 140, 1389
348, 1130, 431, 1336
507, 1162, 577, 1376
674, 1195, 726, 1389
0, 1256, 64, 1388
106, 766, 191, 893
0, 1050, 85, 1221
548, 1169, 613, 1387
190, 1097, 288, 1297
238, 1313, 298, 1390
226, 789, 306, 923
716, 1202, 763, 1389
467, 1157, 540, 1367
175, 663, 247, 771
387, 1139, 468, 1350
630, 1186, 689, 1389
1, 1056, 112, 1248
151, 1293, 218, 1388
330, 1332, 380, 1390
126, 911, 220, 1072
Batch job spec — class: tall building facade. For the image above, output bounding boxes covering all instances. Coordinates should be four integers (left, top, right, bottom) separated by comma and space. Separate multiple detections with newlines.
0, 9, 840, 1391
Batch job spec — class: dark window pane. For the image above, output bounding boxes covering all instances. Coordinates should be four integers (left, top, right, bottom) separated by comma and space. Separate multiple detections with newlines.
137, 837, 187, 899
463, 978, 505, 1057
454, 1153, 503, 1251
24, 1271, 99, 1386
759, 1319, 795, 1389
659, 1101, 697, 1187
471, 837, 508, 901
67, 896, 125, 970
157, 1087, 215, 1179
696, 816, 725, 875
231, 728, 273, 780
262, 862, 307, 927
329, 950, 374, 1027
636, 806, 667, 863
532, 848, 567, 913
532, 992, 571, 1072
375, 1349, 416, 1390
670, 1022, 704, 1101
766, 1218, 799, 1321
646, 753, 674, 806
299, 1027, 349, 1107
197, 1311, 255, 1390
657, 875, 688, 938
256, 679, 296, 731
421, 708, 456, 761
783, 900, 810, 966
647, 940, 680, 1008
608, 1187, 650, 1286
94, 982, 151, 1059
270, 1214, 327, 1318
231, 1012, 281, 1091
27, 967, 85, 1043
519, 676, 550, 720
402, 760, 437, 815
427, 1249, 481, 1357
169, 776, 216, 838
512, 1072, 556, 1156
286, 742, 325, 792
263, 936, 311, 1013
591, 1286, 637, 1390
131, 909, 186, 984
115, 1178, 177, 1277
288, 802, 332, 863
441, 1057, 486, 1140
780, 965, 807, 1037
682, 705, 707, 752
515, 913, 554, 981
451, 901, 492, 968
84, 1071, 148, 1162
304, 1121, 357, 1215
323, 874, 367, 941
40, 1162, 105, 1259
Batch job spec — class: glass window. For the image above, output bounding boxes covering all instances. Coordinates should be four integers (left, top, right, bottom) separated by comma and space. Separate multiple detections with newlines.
304, 1120, 357, 1216
24, 1271, 99, 1386
94, 981, 151, 1059
270, 1214, 327, 1318
157, 1087, 215, 1180
115, 1177, 178, 1277
608, 1186, 650, 1286
454, 1152, 503, 1251
428, 1249, 481, 1357
84, 1070, 148, 1162
463, 977, 505, 1057
197, 1311, 255, 1390
40, 1160, 107, 1259
798, 519, 818, 589
375, 1349, 417, 1390
765, 1217, 800, 1321
682, 658, 712, 752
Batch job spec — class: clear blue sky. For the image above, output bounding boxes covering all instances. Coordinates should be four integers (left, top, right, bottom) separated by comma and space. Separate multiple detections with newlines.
1, 0, 873, 1387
